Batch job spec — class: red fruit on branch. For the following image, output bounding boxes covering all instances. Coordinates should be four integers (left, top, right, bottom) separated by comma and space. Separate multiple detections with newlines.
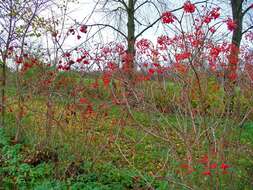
175, 52, 191, 62
64, 52, 71, 58
52, 31, 58, 38
209, 27, 216, 33
220, 163, 229, 170
161, 11, 175, 24
202, 170, 211, 176
183, 1, 196, 13
210, 7, 220, 19
83, 60, 89, 65
102, 73, 111, 87
69, 28, 75, 35
15, 56, 23, 64
210, 163, 217, 169
148, 68, 155, 75
226, 18, 237, 31
204, 16, 212, 24
80, 25, 87, 33
86, 104, 93, 114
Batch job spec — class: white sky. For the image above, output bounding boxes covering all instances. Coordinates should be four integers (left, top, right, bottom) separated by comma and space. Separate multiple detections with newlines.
47, 1, 225, 41
5, 0, 252, 70
38, 0, 253, 53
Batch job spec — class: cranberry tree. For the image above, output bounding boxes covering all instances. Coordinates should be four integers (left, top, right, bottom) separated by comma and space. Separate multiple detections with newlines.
0, 0, 52, 127
109, 2, 253, 185
84, 0, 207, 78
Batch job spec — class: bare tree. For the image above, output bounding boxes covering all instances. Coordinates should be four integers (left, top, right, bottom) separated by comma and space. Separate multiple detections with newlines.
0, 0, 52, 127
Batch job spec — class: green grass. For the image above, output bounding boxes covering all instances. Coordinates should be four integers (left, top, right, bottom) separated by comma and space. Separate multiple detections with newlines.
1, 70, 253, 189
1, 109, 253, 189
0, 127, 175, 190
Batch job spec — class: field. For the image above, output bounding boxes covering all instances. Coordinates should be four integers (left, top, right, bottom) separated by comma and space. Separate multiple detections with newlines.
0, 68, 253, 190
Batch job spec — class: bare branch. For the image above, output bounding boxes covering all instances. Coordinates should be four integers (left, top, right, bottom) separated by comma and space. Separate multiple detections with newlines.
134, 0, 149, 12
242, 3, 253, 16
135, 1, 207, 40
85, 23, 128, 39
242, 25, 253, 34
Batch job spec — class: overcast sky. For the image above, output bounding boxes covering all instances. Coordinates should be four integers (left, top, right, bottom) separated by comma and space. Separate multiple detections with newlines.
5, 0, 252, 70
39, 0, 252, 52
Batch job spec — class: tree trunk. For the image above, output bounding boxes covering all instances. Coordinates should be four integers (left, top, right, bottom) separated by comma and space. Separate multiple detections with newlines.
225, 0, 243, 114
230, 0, 243, 69
125, 0, 136, 78
122, 0, 138, 107
1, 55, 7, 127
